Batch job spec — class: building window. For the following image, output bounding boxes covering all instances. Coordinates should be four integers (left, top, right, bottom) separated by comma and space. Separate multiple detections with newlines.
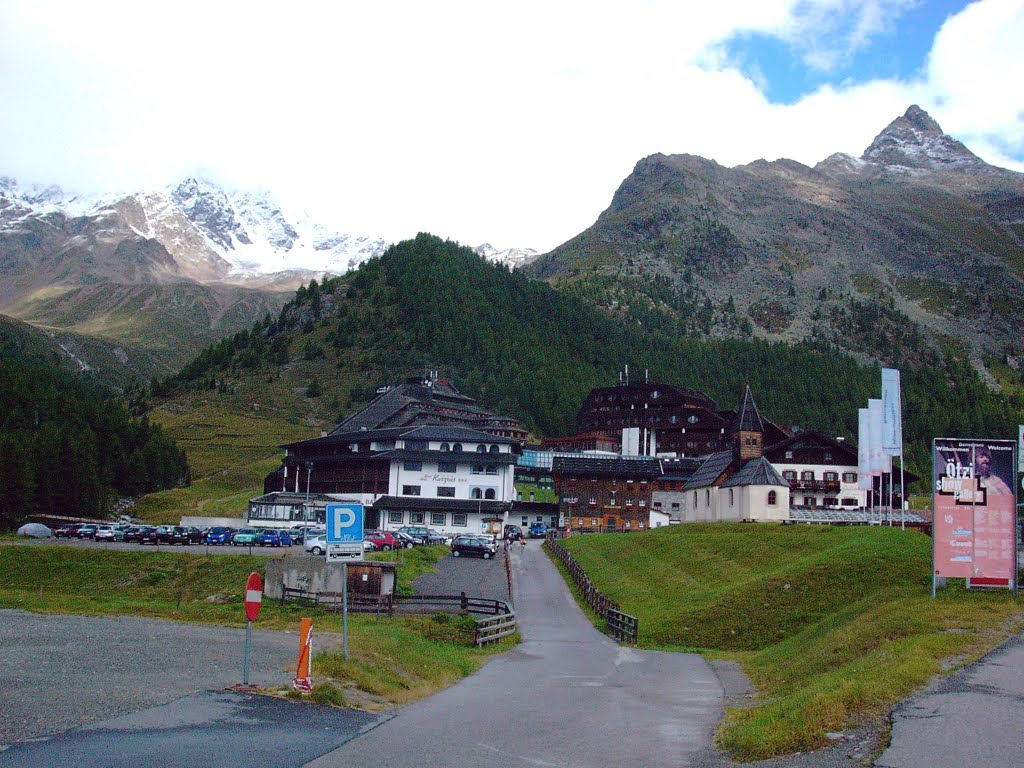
693, 492, 697, 505
625, 521, 632, 528
783, 470, 796, 481
638, 522, 644, 529
490, 445, 500, 453
785, 450, 793, 459
485, 488, 496, 500
476, 444, 487, 453
411, 511, 425, 524
440, 442, 450, 451
437, 461, 457, 473
824, 471, 838, 482
767, 491, 777, 506
453, 513, 468, 526
472, 464, 484, 475
453, 443, 463, 452
639, 499, 646, 507
590, 519, 597, 526
485, 465, 498, 475
388, 511, 404, 524
803, 497, 814, 506
471, 488, 482, 499
431, 512, 446, 525
625, 498, 633, 506
406, 440, 427, 451
404, 461, 423, 472
402, 485, 421, 496
437, 487, 455, 498
841, 498, 856, 506
671, 502, 680, 510
688, 414, 699, 424
589, 497, 596, 505
729, 489, 734, 506
824, 497, 838, 507
842, 472, 857, 483
824, 452, 832, 461
801, 471, 814, 481
705, 489, 710, 504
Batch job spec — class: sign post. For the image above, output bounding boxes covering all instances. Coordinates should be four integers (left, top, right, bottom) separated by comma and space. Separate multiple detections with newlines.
242, 571, 262, 685
325, 503, 364, 661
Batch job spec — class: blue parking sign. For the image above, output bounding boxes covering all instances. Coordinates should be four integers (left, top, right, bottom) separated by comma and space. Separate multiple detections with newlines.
326, 503, 364, 543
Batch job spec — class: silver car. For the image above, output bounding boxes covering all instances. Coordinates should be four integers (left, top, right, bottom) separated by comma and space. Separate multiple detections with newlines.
304, 533, 327, 556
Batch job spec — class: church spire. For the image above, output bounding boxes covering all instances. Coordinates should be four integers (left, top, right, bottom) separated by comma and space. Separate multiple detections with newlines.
733, 386, 764, 460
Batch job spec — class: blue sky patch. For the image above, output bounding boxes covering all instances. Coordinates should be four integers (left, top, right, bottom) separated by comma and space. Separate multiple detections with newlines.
724, 1, 971, 104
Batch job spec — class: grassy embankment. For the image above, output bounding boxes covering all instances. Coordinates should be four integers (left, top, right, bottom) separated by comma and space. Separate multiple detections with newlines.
559, 523, 1024, 761
136, 402, 315, 524
0, 544, 513, 708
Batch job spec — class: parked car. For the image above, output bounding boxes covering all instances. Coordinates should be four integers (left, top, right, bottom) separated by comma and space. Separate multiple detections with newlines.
54, 523, 84, 539
16, 523, 52, 538
396, 526, 447, 546
170, 526, 203, 545
304, 533, 327, 556
77, 524, 99, 539
155, 525, 176, 544
277, 530, 294, 546
111, 525, 129, 541
451, 535, 497, 559
205, 527, 234, 545
365, 530, 399, 551
123, 526, 145, 543
391, 531, 417, 549
138, 526, 160, 545
232, 529, 259, 546
256, 529, 281, 547
93, 525, 116, 542
529, 522, 549, 539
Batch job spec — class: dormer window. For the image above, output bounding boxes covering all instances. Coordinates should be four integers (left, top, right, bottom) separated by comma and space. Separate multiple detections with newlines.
440, 442, 450, 452
785, 451, 793, 459
476, 445, 487, 453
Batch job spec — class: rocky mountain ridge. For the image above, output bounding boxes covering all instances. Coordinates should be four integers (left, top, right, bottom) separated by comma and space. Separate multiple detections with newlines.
527, 106, 1024, 383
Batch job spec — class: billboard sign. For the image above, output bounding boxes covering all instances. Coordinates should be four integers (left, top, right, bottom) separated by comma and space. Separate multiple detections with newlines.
933, 438, 1016, 581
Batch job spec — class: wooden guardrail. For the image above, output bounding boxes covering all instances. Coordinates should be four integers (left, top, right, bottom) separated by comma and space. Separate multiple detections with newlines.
279, 588, 515, 646
546, 536, 639, 645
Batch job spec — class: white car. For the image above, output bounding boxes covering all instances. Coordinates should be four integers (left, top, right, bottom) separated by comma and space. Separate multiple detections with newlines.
93, 525, 116, 541
304, 533, 327, 556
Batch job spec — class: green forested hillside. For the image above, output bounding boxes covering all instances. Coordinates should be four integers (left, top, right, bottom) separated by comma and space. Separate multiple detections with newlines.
0, 331, 189, 528
157, 233, 1024, 488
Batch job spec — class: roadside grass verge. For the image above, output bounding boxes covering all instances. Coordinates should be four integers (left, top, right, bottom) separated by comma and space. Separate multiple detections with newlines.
561, 523, 1024, 761
0, 544, 508, 708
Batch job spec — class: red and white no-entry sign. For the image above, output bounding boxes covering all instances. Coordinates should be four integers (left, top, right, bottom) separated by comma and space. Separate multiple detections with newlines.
244, 572, 263, 622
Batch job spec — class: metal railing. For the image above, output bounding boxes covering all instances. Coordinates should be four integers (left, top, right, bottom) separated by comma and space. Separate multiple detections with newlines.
279, 588, 515, 646
546, 536, 638, 644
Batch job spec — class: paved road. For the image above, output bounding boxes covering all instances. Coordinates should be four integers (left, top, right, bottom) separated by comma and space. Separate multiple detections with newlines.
307, 539, 725, 768
876, 629, 1024, 768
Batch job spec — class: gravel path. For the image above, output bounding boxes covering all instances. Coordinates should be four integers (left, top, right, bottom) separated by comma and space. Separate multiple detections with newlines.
0, 610, 304, 746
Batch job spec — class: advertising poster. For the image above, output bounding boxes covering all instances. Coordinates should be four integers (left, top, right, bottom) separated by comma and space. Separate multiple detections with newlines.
933, 438, 1016, 581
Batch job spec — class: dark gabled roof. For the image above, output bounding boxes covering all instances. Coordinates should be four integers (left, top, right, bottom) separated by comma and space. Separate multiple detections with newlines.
551, 456, 662, 478
372, 496, 512, 513
763, 430, 859, 464
375, 449, 518, 465
658, 457, 702, 481
330, 379, 487, 434
402, 425, 519, 444
684, 451, 735, 490
732, 386, 765, 433
722, 457, 788, 488
282, 427, 409, 450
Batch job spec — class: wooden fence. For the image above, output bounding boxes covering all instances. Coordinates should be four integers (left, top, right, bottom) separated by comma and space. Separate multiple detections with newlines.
546, 536, 639, 645
280, 588, 515, 646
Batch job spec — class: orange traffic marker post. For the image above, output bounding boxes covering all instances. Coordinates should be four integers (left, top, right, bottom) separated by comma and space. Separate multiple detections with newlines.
293, 618, 314, 692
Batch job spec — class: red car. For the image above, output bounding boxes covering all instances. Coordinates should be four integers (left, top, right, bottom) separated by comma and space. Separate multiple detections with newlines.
365, 530, 400, 551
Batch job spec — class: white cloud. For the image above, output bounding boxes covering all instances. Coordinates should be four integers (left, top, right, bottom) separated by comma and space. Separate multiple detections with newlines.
0, 0, 1020, 253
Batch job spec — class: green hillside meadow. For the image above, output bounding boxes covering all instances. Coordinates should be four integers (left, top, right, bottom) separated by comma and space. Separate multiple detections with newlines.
560, 524, 1024, 760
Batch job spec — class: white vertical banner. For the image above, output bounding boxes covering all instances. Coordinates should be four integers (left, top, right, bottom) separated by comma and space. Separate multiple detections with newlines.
858, 408, 872, 490
868, 399, 885, 476
881, 368, 903, 456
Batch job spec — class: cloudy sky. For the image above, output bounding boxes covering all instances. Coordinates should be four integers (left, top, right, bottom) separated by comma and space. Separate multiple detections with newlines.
1, 0, 1021, 252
